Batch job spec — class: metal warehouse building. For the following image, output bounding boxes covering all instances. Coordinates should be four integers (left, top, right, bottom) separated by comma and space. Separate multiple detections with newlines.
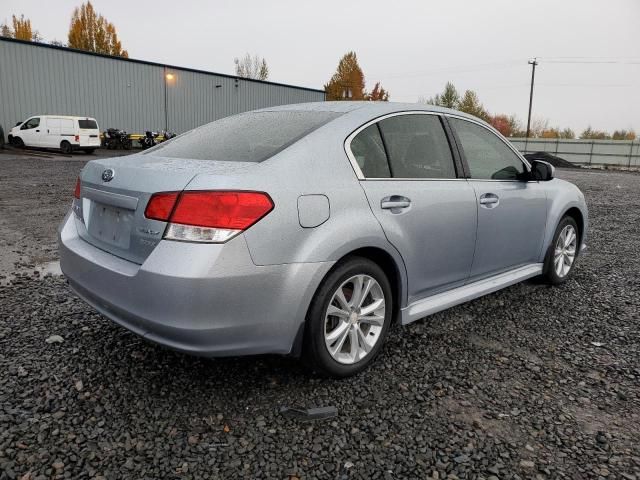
0, 37, 325, 136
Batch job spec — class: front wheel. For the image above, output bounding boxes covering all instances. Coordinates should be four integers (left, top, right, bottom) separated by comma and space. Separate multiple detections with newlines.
542, 216, 579, 285
12, 136, 25, 149
304, 257, 393, 377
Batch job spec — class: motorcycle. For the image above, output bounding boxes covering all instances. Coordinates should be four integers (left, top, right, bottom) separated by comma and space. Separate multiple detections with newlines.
102, 128, 132, 150
139, 130, 176, 149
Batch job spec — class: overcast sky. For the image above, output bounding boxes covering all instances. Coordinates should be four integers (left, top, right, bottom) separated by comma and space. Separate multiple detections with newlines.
3, 0, 639, 133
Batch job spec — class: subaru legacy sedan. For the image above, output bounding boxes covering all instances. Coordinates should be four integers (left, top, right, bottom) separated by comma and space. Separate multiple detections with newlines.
59, 102, 588, 377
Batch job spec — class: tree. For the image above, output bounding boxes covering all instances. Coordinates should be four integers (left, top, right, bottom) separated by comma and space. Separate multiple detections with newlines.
457, 90, 490, 121
580, 127, 610, 140
325, 52, 366, 100
68, 2, 128, 57
488, 114, 514, 137
366, 82, 389, 101
1, 14, 41, 41
560, 128, 576, 139
540, 128, 560, 139
612, 129, 636, 140
234, 53, 269, 80
426, 82, 460, 109
324, 51, 389, 101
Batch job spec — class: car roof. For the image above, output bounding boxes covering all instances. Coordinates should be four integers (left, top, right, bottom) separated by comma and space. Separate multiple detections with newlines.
257, 101, 488, 126
27, 115, 97, 120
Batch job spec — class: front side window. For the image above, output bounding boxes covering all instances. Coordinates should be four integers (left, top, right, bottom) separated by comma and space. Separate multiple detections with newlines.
377, 114, 456, 179
21, 117, 40, 130
349, 124, 391, 178
146, 111, 341, 162
449, 118, 525, 180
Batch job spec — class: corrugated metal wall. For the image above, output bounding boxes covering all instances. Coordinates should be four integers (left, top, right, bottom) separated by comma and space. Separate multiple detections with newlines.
510, 137, 640, 167
0, 38, 325, 135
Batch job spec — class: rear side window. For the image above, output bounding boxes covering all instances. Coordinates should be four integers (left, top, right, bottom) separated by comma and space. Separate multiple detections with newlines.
449, 118, 525, 180
78, 119, 98, 129
349, 124, 391, 178
147, 111, 341, 162
378, 114, 456, 179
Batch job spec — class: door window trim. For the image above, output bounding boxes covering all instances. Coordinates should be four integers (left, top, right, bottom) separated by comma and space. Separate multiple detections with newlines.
445, 113, 532, 182
344, 111, 466, 181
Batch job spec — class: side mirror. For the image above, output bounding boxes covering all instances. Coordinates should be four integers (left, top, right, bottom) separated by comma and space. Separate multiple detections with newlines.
529, 160, 554, 181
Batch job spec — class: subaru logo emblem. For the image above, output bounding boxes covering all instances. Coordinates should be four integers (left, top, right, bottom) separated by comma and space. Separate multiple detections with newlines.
102, 169, 115, 182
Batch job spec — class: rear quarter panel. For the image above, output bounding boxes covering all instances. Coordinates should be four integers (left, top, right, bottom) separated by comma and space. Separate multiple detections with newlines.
183, 119, 410, 305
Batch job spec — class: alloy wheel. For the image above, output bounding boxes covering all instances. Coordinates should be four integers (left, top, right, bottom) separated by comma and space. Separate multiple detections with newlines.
324, 274, 386, 365
554, 224, 577, 278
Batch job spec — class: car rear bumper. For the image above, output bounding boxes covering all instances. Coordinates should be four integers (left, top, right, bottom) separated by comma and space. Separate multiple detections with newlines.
58, 211, 333, 356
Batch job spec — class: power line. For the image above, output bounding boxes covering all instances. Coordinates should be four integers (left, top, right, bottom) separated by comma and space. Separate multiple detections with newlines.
541, 60, 640, 65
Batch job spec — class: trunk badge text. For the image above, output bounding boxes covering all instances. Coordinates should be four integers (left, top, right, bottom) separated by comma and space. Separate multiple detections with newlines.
138, 227, 161, 236
101, 169, 115, 182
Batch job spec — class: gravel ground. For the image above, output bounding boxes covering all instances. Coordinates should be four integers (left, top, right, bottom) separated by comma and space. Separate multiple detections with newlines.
1, 153, 639, 479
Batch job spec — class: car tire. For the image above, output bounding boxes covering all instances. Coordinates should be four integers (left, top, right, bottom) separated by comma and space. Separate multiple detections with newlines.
542, 215, 580, 285
13, 136, 25, 149
60, 141, 72, 154
303, 256, 393, 377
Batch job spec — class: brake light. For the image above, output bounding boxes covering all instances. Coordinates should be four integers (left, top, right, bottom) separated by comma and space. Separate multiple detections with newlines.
75, 135, 79, 142
145, 191, 273, 243
144, 192, 179, 221
74, 177, 81, 199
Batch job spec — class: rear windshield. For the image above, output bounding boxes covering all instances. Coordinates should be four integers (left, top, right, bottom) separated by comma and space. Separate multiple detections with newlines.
145, 110, 341, 162
78, 119, 98, 129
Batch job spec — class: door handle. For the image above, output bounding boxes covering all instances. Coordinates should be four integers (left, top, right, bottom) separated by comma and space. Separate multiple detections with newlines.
381, 195, 411, 210
479, 193, 499, 208
35, 129, 40, 132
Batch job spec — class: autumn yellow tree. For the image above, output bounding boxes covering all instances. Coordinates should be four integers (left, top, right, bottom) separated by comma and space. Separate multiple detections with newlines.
325, 52, 389, 101
325, 52, 366, 100
1, 14, 40, 41
366, 82, 389, 101
67, 2, 128, 57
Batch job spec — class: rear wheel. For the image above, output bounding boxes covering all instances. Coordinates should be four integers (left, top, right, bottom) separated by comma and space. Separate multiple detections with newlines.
60, 141, 72, 154
304, 257, 393, 377
542, 216, 579, 285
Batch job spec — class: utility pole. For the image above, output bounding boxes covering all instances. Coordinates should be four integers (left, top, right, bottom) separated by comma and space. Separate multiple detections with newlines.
527, 57, 538, 138
526, 58, 538, 138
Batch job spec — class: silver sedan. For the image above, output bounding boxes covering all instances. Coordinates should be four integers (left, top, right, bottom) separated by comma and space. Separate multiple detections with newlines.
59, 102, 588, 377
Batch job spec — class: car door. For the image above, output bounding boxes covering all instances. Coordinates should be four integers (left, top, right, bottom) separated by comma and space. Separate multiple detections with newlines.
19, 117, 43, 146
348, 112, 477, 304
447, 116, 548, 280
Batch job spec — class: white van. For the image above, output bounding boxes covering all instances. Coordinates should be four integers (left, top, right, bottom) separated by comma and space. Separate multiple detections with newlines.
8, 115, 101, 154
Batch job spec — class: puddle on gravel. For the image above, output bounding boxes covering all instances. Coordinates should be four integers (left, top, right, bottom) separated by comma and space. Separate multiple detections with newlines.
0, 260, 63, 285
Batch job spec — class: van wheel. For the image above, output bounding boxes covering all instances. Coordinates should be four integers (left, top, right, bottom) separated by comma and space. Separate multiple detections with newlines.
60, 141, 72, 154
304, 257, 393, 377
13, 137, 25, 149
83, 148, 96, 154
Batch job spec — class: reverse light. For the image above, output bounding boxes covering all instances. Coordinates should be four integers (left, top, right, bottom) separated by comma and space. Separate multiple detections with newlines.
144, 191, 274, 243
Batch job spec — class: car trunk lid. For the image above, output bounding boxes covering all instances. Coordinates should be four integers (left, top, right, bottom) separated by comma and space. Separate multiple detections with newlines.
76, 154, 256, 264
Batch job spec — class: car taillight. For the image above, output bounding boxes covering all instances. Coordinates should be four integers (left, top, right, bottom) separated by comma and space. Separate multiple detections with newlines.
144, 192, 179, 221
75, 135, 79, 142
74, 177, 81, 199
145, 191, 273, 243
